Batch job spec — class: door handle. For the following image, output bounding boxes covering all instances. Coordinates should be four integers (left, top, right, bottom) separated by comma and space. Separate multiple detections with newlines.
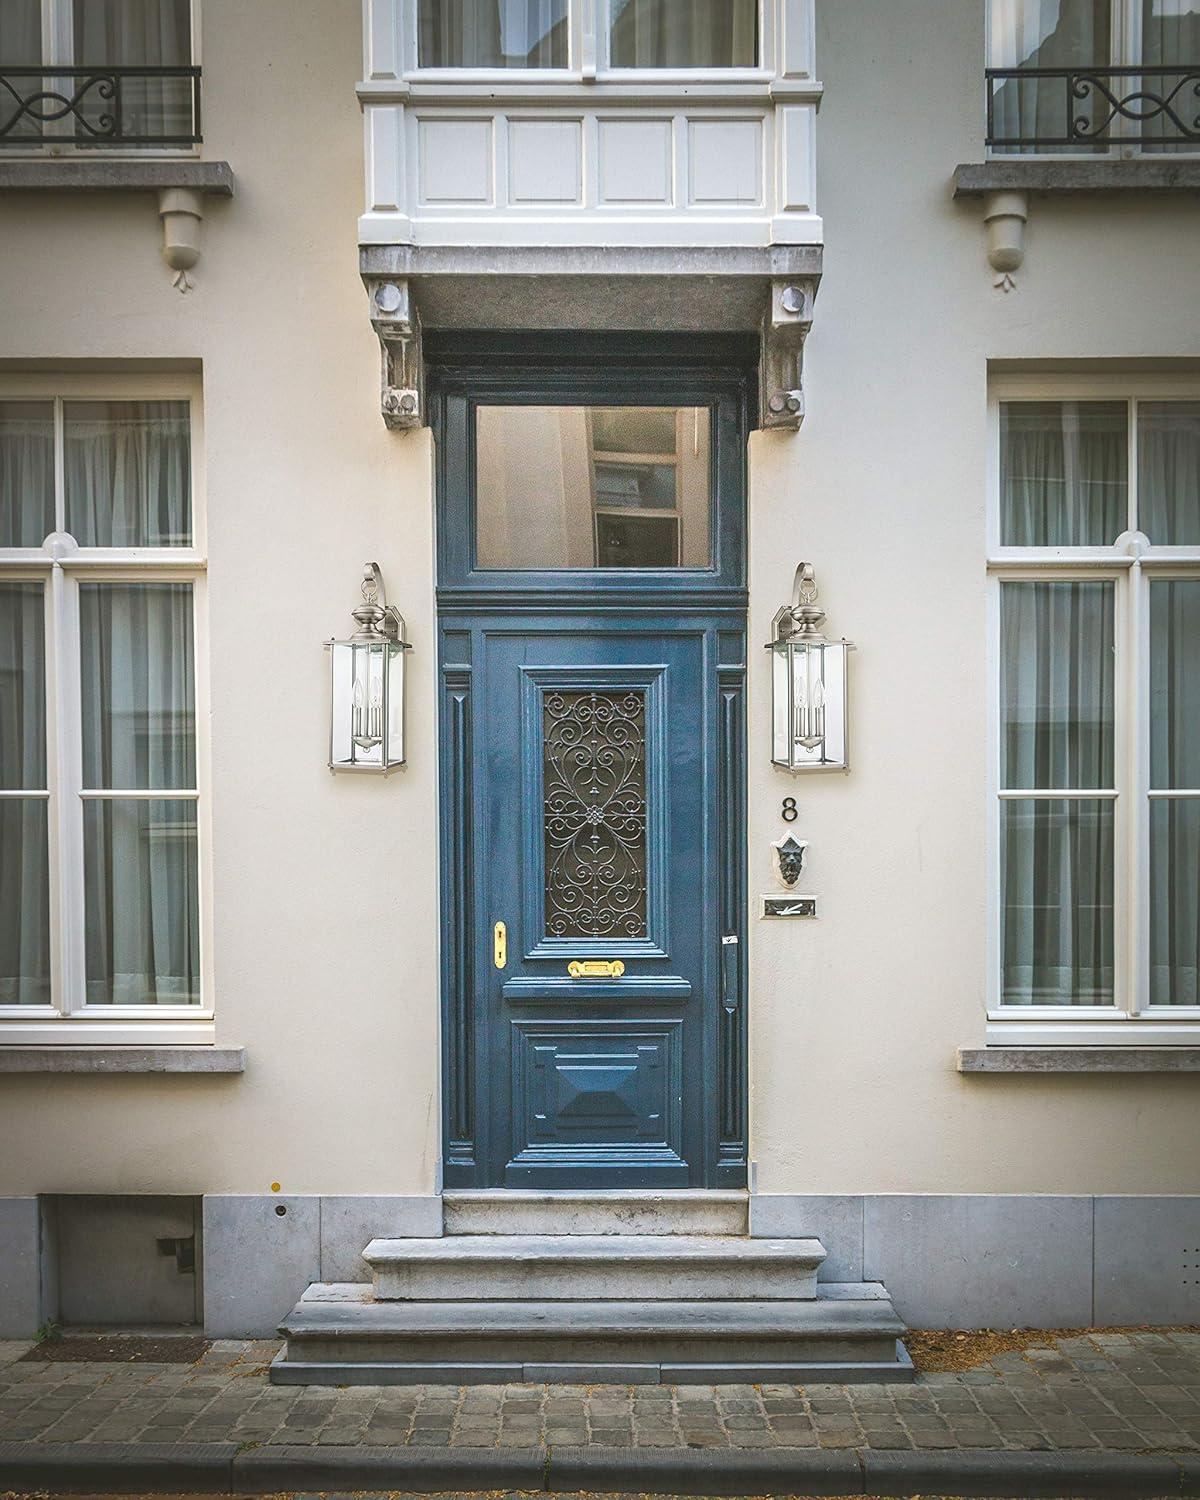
567, 959, 626, 979
494, 921, 507, 970
721, 934, 739, 1014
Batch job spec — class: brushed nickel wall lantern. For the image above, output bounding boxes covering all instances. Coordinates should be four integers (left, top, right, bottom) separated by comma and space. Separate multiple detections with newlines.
327, 563, 411, 773
768, 563, 852, 772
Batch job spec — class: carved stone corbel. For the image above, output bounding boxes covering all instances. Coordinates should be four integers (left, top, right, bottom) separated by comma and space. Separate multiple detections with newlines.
363, 276, 424, 430
761, 277, 818, 432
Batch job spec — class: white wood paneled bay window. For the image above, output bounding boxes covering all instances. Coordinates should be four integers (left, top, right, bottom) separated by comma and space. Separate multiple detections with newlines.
0, 376, 210, 1045
989, 377, 1200, 1045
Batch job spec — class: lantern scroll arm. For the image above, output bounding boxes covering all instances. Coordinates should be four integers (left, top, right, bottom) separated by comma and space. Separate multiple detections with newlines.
364, 276, 424, 430
760, 277, 819, 433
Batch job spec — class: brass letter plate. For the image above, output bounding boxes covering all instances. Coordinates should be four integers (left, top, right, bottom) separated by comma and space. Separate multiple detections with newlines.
567, 959, 626, 979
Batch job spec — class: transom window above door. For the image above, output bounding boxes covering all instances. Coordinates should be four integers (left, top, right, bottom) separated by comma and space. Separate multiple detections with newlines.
0, 0, 198, 150
475, 405, 712, 570
415, 0, 760, 71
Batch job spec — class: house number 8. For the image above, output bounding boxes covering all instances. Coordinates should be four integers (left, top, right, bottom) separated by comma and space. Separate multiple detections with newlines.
781, 797, 798, 823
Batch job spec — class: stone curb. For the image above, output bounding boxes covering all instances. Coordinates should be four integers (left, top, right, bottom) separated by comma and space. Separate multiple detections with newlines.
0, 1441, 1198, 1496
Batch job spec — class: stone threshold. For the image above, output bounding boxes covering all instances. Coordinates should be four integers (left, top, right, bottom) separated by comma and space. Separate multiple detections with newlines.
957, 1046, 1200, 1073
0, 1439, 1196, 1495
0, 1046, 244, 1074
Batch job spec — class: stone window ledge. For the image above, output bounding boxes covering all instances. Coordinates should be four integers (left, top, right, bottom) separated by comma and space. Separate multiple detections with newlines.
0, 1046, 245, 1074
953, 160, 1200, 198
0, 160, 234, 195
958, 1046, 1200, 1073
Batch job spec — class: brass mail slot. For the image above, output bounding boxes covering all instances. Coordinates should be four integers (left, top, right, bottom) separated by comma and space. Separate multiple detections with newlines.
567, 959, 626, 980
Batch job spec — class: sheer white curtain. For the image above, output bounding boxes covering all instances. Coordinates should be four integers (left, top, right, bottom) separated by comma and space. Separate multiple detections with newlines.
990, 0, 1111, 150
0, 402, 54, 547
1001, 581, 1115, 1005
418, 0, 568, 67
64, 401, 190, 547
80, 582, 198, 1005
72, 0, 193, 139
1139, 401, 1200, 545
1141, 0, 1200, 151
0, 584, 50, 1006
1001, 401, 1127, 545
609, 0, 757, 66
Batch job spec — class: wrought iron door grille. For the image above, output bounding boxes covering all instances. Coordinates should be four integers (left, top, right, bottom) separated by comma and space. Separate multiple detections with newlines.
0, 67, 202, 147
986, 65, 1200, 149
543, 690, 648, 941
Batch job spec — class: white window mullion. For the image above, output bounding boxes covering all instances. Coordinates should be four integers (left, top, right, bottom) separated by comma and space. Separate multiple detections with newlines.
53, 563, 86, 1015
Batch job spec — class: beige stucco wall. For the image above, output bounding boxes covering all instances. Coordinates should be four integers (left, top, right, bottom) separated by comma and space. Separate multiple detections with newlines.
0, 0, 1198, 1199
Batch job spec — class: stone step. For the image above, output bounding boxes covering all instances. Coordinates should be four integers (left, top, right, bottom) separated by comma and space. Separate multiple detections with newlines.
442, 1189, 748, 1237
273, 1287, 912, 1385
363, 1233, 824, 1301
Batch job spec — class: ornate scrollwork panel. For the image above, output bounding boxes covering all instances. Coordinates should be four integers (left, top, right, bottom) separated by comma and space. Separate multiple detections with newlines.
543, 690, 648, 940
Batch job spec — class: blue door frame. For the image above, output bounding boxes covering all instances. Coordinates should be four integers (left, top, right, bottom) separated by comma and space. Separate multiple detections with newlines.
432, 334, 753, 1190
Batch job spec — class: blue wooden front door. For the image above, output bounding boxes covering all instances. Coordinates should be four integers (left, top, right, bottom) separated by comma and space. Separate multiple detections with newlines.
434, 334, 752, 1190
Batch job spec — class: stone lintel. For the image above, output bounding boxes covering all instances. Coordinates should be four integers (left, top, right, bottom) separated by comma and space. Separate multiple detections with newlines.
953, 160, 1200, 198
0, 1046, 245, 1073
957, 1046, 1200, 1073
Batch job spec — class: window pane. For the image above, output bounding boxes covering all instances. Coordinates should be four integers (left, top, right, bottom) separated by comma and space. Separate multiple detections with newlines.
418, 0, 567, 67
64, 401, 190, 547
1000, 402, 1127, 545
0, 582, 46, 790
476, 405, 710, 569
1150, 799, 1200, 1006
1001, 798, 1114, 1005
72, 0, 194, 141
1001, 581, 1114, 789
989, 0, 1111, 152
0, 799, 50, 1006
1139, 402, 1200, 545
83, 798, 200, 1005
610, 0, 757, 66
80, 583, 195, 791
0, 402, 54, 548
544, 690, 648, 939
1150, 580, 1200, 790
1140, 1, 1200, 153
0, 0, 43, 140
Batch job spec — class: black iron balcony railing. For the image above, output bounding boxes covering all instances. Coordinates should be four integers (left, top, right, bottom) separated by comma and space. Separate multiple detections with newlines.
986, 65, 1200, 149
0, 66, 201, 147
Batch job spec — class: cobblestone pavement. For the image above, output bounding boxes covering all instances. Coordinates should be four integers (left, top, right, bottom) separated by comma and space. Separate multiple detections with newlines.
0, 1332, 1197, 1456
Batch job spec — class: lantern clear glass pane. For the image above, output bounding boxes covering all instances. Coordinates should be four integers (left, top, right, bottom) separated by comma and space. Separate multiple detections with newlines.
0, 582, 46, 790
1001, 798, 1114, 1006
543, 689, 648, 939
1139, 402, 1200, 545
64, 401, 191, 547
1000, 581, 1114, 790
1150, 799, 1200, 1006
609, 0, 757, 66
330, 640, 405, 770
988, 0, 1111, 154
772, 641, 847, 770
1000, 402, 1127, 546
83, 797, 200, 1005
0, 798, 50, 1007
0, 401, 54, 548
475, 405, 711, 569
79, 583, 196, 791
417, 0, 568, 67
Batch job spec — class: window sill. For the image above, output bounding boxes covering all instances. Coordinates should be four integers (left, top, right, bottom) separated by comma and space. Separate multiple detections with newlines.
0, 160, 234, 196
0, 1045, 244, 1074
958, 1046, 1200, 1073
954, 159, 1200, 198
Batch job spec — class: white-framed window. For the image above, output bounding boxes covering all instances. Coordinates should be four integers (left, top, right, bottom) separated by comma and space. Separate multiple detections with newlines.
0, 0, 200, 152
411, 0, 767, 76
987, 0, 1200, 156
0, 374, 211, 1046
988, 374, 1200, 1046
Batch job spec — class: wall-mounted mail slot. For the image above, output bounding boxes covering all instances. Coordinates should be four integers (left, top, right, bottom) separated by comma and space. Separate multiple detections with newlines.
762, 894, 818, 919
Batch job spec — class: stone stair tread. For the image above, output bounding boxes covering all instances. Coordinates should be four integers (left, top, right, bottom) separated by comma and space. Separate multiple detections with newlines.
280, 1294, 906, 1340
364, 1233, 823, 1265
